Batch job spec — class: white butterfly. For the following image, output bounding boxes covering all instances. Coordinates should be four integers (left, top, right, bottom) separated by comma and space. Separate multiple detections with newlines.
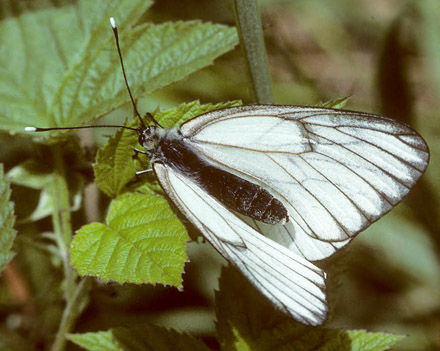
27, 18, 430, 326
138, 104, 429, 325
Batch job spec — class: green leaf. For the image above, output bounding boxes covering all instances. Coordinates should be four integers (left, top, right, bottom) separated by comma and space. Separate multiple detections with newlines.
94, 101, 242, 197
154, 100, 242, 128
68, 325, 211, 351
215, 267, 404, 351
70, 192, 189, 287
0, 0, 154, 134
67, 331, 120, 351
7, 160, 83, 222
317, 96, 350, 109
346, 330, 405, 351
51, 21, 238, 130
6, 160, 53, 190
0, 0, 238, 135
93, 126, 139, 197
0, 164, 17, 272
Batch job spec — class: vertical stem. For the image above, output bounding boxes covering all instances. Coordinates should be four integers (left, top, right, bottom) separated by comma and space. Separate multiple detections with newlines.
233, 0, 273, 104
50, 146, 90, 351
51, 146, 76, 301
51, 278, 91, 351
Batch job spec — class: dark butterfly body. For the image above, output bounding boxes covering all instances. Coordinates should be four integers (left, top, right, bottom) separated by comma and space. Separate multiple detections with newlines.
139, 126, 289, 225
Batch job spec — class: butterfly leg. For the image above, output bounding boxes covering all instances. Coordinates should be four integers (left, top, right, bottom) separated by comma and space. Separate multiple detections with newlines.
133, 168, 152, 182
136, 169, 153, 176
132, 148, 150, 160
126, 168, 153, 187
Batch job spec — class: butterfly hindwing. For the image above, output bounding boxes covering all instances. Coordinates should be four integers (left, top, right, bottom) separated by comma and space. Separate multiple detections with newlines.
153, 163, 328, 325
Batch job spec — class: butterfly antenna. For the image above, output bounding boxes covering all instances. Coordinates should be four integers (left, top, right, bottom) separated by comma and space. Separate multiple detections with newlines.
24, 125, 138, 132
109, 17, 161, 128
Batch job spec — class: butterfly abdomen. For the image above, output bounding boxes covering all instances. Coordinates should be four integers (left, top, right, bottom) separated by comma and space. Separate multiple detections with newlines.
200, 166, 288, 225
157, 134, 288, 225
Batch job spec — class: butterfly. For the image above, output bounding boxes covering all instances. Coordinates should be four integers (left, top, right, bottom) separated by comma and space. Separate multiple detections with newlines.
138, 104, 429, 325
27, 18, 430, 326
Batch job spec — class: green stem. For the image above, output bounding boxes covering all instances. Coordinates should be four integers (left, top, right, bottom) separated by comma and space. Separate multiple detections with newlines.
50, 278, 91, 351
51, 146, 76, 301
50, 146, 90, 351
233, 0, 273, 104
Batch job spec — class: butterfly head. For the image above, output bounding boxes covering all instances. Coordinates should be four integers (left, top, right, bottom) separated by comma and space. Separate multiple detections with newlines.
138, 125, 161, 152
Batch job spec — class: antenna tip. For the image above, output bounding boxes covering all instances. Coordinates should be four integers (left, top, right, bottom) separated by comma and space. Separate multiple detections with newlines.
25, 127, 37, 132
109, 17, 116, 28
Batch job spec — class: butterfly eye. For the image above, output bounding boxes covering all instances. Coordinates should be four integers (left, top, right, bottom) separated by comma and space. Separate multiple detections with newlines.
138, 132, 148, 147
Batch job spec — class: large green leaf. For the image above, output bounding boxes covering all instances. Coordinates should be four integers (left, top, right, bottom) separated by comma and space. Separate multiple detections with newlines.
70, 192, 188, 287
0, 164, 17, 272
68, 325, 210, 351
1, 0, 238, 135
0, 0, 153, 133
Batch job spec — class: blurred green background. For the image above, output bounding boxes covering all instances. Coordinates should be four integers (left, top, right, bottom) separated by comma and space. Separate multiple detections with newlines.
0, 0, 439, 350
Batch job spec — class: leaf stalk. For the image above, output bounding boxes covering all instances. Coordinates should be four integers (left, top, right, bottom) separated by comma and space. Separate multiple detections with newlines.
50, 146, 90, 351
232, 0, 273, 104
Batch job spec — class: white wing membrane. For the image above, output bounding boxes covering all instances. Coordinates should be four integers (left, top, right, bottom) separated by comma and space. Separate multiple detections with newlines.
189, 116, 311, 153
180, 105, 429, 260
154, 163, 328, 325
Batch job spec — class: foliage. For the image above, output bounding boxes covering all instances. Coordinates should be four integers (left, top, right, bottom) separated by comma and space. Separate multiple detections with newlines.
0, 0, 439, 350
0, 0, 237, 135
71, 192, 189, 287
68, 267, 404, 351
0, 165, 16, 272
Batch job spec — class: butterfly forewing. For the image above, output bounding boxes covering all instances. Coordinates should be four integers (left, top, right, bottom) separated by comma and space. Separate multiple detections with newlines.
179, 105, 429, 260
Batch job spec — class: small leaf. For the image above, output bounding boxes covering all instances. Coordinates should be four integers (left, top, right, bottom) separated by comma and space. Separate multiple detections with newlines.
94, 126, 139, 197
7, 160, 83, 222
68, 325, 211, 351
70, 192, 189, 287
230, 328, 251, 351
317, 96, 350, 109
7, 160, 53, 190
346, 330, 405, 351
155, 100, 242, 128
0, 164, 17, 272
67, 331, 120, 351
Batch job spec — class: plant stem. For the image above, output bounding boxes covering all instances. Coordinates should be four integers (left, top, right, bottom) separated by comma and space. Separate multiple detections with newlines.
51, 146, 76, 301
50, 146, 90, 351
50, 278, 91, 351
233, 0, 273, 104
